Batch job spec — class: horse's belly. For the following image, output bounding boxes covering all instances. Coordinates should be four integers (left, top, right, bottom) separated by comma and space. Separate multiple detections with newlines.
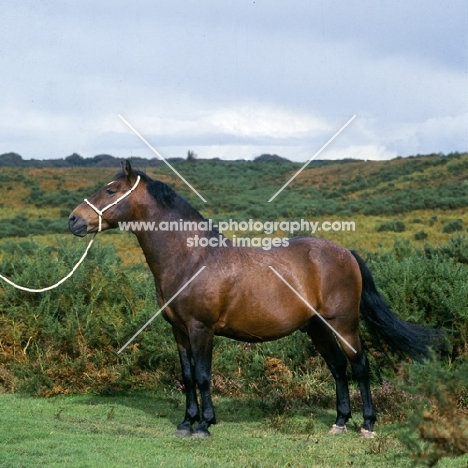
214, 307, 311, 342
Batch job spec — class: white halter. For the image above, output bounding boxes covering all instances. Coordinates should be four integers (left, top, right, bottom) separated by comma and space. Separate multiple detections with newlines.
84, 175, 141, 232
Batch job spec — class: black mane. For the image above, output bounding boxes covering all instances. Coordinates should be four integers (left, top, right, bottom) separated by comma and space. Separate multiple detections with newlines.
114, 169, 179, 208
114, 169, 205, 220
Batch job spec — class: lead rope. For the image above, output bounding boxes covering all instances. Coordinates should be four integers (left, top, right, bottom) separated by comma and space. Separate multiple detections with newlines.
0, 234, 96, 293
0, 176, 140, 293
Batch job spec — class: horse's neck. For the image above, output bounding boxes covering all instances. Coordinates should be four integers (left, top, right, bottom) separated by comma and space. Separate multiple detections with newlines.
133, 210, 214, 288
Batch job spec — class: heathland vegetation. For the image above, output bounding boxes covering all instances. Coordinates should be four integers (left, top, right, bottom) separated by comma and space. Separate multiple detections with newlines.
0, 151, 467, 247
0, 151, 467, 466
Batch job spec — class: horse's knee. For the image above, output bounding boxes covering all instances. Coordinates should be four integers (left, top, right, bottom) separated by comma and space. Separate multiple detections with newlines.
195, 369, 212, 391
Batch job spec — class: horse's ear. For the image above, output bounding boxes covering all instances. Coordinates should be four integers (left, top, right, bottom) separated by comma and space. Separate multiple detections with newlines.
122, 159, 136, 182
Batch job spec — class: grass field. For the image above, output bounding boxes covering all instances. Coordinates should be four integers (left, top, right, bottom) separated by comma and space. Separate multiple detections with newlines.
2, 392, 467, 468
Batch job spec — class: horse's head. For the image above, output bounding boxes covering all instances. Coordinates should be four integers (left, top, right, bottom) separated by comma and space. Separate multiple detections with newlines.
69, 160, 142, 237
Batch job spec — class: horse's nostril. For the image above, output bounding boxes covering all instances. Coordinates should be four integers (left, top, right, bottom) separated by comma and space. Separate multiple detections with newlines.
68, 215, 79, 231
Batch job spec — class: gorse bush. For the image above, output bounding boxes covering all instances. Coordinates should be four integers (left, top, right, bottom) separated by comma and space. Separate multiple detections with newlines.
414, 230, 428, 241
0, 238, 178, 395
376, 220, 406, 233
26, 181, 104, 209
364, 241, 468, 359
0, 235, 467, 403
442, 219, 463, 234
0, 217, 69, 238
397, 355, 468, 466
424, 233, 468, 264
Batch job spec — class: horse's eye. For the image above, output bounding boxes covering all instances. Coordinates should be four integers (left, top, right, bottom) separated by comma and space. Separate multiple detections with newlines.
105, 189, 116, 195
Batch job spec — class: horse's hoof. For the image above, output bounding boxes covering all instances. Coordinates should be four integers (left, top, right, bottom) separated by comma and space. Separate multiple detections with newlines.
360, 428, 376, 439
192, 430, 210, 438
328, 424, 347, 435
174, 428, 193, 438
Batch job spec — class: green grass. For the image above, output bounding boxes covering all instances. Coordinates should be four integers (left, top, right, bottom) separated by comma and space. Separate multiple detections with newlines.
0, 393, 416, 467
0, 392, 466, 467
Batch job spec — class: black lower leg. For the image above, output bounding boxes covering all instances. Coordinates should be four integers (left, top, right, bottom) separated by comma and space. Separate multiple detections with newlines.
191, 325, 216, 436
177, 353, 199, 431
193, 372, 216, 435
328, 353, 352, 427
351, 352, 376, 432
308, 319, 351, 428
173, 327, 199, 434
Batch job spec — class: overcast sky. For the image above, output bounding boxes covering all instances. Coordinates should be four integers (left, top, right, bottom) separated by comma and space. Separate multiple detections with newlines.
0, 1, 467, 162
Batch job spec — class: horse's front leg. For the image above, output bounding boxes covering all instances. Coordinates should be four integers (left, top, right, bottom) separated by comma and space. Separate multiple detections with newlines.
173, 326, 200, 437
189, 322, 216, 437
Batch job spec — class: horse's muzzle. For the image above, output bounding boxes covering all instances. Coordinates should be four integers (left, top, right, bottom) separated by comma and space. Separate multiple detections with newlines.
68, 214, 88, 237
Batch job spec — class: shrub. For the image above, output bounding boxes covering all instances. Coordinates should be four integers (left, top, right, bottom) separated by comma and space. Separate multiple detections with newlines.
414, 230, 428, 241
397, 356, 468, 466
442, 219, 463, 233
0, 217, 69, 238
376, 220, 406, 232
364, 245, 468, 359
424, 234, 468, 265
0, 238, 177, 395
1, 235, 468, 402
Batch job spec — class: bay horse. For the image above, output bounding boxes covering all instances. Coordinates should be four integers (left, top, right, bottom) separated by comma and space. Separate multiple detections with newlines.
68, 161, 444, 438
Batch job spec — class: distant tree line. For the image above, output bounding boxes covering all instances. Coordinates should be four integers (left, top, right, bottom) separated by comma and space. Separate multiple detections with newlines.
0, 152, 181, 168
0, 151, 365, 167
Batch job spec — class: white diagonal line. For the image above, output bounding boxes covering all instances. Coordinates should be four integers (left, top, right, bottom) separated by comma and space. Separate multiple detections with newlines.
268, 266, 357, 353
117, 266, 206, 354
268, 115, 356, 202
118, 114, 207, 203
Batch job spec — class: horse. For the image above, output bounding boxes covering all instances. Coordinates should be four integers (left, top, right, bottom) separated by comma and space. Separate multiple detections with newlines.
68, 160, 445, 438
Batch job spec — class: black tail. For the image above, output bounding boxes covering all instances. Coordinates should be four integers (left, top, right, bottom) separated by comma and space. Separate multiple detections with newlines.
350, 250, 446, 361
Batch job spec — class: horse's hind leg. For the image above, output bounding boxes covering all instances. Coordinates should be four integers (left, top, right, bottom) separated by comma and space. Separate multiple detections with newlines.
332, 324, 376, 438
307, 316, 351, 433
308, 316, 376, 437
339, 333, 376, 438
